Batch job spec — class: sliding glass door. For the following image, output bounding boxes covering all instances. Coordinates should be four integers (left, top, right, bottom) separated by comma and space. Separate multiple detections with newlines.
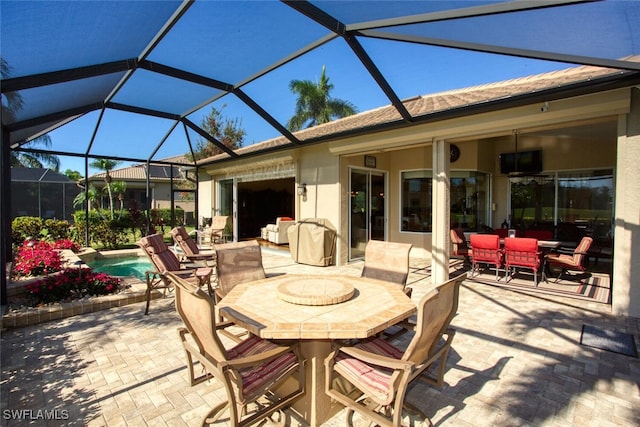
349, 169, 386, 261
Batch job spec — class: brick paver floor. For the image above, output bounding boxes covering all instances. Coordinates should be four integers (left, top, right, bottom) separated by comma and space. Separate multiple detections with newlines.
2, 248, 638, 426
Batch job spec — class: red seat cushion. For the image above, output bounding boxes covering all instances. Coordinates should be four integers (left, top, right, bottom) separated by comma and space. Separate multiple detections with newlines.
334, 338, 404, 405
227, 335, 299, 400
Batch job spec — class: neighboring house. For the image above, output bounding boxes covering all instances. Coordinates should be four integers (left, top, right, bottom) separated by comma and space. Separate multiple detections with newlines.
197, 59, 640, 317
88, 155, 196, 224
10, 168, 80, 221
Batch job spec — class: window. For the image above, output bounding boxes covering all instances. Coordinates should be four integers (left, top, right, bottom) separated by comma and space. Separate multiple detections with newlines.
400, 170, 489, 232
509, 169, 614, 243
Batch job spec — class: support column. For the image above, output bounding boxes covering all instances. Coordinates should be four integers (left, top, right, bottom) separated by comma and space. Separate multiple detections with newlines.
613, 87, 640, 317
432, 139, 451, 285
1, 126, 11, 305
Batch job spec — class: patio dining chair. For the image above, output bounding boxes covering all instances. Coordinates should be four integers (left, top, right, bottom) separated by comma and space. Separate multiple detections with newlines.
324, 275, 464, 427
170, 226, 216, 266
544, 236, 593, 282
213, 239, 266, 301
166, 271, 305, 427
361, 239, 414, 340
137, 233, 213, 315
361, 239, 413, 292
450, 227, 471, 266
469, 234, 504, 280
504, 237, 542, 286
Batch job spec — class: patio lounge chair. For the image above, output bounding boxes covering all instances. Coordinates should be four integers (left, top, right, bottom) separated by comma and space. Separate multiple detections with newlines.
137, 233, 213, 315
324, 275, 464, 427
166, 271, 305, 426
170, 226, 216, 266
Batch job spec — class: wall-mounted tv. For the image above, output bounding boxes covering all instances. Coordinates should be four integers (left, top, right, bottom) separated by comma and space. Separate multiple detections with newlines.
500, 149, 542, 174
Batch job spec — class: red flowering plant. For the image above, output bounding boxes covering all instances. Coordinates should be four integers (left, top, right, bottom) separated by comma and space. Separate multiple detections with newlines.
53, 238, 81, 253
13, 239, 62, 277
25, 268, 121, 305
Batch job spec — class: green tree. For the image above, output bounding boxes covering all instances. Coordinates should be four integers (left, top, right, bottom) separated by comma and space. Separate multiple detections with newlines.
110, 181, 127, 211
189, 106, 246, 161
286, 65, 357, 131
90, 158, 121, 218
2, 58, 60, 171
64, 169, 83, 181
73, 184, 99, 210
10, 135, 61, 171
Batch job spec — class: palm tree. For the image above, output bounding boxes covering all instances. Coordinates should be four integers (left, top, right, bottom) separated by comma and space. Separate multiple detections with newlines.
73, 184, 99, 211
90, 158, 121, 218
286, 65, 357, 131
10, 135, 61, 171
2, 58, 60, 170
110, 181, 127, 211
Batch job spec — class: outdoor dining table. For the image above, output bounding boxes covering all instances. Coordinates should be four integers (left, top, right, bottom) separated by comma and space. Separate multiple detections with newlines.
497, 239, 561, 249
217, 273, 417, 427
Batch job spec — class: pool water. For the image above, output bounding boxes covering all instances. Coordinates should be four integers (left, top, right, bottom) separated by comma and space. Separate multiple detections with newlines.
88, 256, 153, 280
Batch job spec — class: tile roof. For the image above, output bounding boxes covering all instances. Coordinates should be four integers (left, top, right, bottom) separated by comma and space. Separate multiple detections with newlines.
199, 57, 640, 164
89, 158, 187, 182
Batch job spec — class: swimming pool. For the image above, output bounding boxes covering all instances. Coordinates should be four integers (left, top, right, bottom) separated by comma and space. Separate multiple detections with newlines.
88, 256, 153, 281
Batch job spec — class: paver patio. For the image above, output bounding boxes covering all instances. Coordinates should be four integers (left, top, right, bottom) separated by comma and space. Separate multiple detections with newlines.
1, 248, 638, 426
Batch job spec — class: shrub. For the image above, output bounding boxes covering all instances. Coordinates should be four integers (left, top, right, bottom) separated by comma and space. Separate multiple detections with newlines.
25, 268, 121, 305
92, 221, 128, 249
150, 208, 185, 232
43, 219, 72, 241
11, 216, 43, 245
73, 210, 129, 249
13, 240, 62, 277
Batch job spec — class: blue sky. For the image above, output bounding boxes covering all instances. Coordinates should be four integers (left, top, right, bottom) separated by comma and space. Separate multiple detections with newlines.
13, 0, 635, 176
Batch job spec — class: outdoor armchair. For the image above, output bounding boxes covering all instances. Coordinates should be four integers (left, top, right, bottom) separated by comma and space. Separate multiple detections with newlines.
324, 275, 464, 427
504, 237, 542, 286
470, 234, 504, 281
544, 236, 593, 282
361, 239, 414, 340
361, 239, 413, 290
213, 240, 266, 301
450, 227, 471, 265
166, 271, 305, 427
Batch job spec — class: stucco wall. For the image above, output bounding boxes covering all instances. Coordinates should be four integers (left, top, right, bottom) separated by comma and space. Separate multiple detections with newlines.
296, 145, 341, 263
613, 88, 640, 318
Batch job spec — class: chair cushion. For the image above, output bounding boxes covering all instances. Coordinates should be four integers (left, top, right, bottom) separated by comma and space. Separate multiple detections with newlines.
140, 234, 167, 255
227, 336, 298, 399
546, 253, 576, 266
153, 248, 182, 272
334, 338, 404, 404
